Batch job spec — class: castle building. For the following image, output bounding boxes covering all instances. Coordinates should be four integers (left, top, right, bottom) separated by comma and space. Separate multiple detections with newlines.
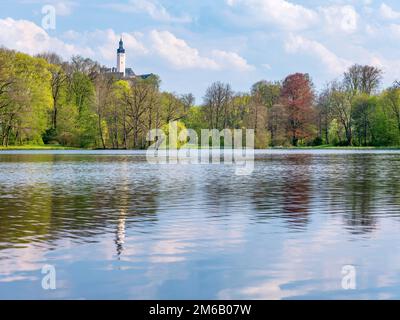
101, 37, 154, 80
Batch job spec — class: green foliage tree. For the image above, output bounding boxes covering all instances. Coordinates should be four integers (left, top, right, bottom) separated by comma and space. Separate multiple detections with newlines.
369, 101, 399, 146
1, 48, 400, 149
382, 85, 400, 136
0, 50, 52, 146
352, 95, 377, 146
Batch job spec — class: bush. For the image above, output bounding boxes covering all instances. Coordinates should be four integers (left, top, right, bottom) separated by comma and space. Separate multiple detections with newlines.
311, 136, 323, 146
42, 128, 58, 144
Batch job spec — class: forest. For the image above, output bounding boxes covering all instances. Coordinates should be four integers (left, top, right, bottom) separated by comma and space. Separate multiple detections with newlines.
1, 46, 400, 149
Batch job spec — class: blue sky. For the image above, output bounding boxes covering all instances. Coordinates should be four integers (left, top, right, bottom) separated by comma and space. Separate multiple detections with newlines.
1, 0, 400, 101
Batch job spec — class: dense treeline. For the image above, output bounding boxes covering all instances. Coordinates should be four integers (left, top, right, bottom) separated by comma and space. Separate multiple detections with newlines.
1, 47, 400, 148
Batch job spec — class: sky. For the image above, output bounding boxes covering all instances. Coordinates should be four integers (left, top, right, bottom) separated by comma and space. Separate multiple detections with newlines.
1, 0, 400, 101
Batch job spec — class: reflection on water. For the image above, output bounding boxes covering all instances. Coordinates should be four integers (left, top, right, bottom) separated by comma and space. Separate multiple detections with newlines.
1, 150, 400, 299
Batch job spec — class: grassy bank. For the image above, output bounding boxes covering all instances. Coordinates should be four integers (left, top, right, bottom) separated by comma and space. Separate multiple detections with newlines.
275, 145, 400, 150
1, 144, 400, 151
0, 145, 83, 150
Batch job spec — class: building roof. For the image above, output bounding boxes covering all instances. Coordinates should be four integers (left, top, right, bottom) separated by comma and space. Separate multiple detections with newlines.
125, 68, 135, 77
138, 74, 154, 80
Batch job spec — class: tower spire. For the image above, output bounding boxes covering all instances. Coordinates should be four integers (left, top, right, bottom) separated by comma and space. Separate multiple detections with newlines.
117, 36, 126, 76
118, 36, 125, 53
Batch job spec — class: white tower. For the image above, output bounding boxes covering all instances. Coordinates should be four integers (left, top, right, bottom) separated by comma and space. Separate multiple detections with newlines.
117, 37, 126, 77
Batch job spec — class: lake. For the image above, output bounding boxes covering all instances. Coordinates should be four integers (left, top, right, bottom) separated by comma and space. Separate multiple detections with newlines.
1, 150, 400, 299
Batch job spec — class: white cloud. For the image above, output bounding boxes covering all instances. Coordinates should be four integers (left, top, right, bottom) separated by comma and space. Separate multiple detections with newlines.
285, 34, 351, 75
361, 54, 400, 84
227, 0, 318, 31
150, 30, 219, 69
227, 0, 359, 34
107, 0, 192, 23
66, 29, 148, 63
0, 18, 252, 74
0, 18, 148, 65
320, 5, 359, 34
379, 3, 400, 20
211, 50, 255, 71
262, 63, 272, 70
0, 18, 93, 58
150, 30, 253, 71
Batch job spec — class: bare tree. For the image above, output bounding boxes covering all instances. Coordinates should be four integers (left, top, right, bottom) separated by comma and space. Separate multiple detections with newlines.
123, 78, 159, 148
329, 82, 354, 145
180, 93, 195, 112
203, 82, 233, 130
317, 85, 334, 144
70, 55, 101, 81
251, 81, 281, 142
94, 74, 115, 149
344, 64, 383, 96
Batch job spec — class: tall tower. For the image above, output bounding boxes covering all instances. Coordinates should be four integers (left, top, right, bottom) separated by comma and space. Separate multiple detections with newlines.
117, 37, 126, 77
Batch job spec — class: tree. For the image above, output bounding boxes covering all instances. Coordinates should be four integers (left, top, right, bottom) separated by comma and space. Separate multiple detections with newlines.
70, 56, 100, 81
352, 95, 377, 146
382, 85, 400, 135
316, 85, 334, 144
93, 74, 115, 149
67, 71, 97, 147
248, 85, 267, 147
122, 77, 160, 149
0, 51, 52, 146
344, 64, 382, 96
2, 45, 400, 149
111, 80, 131, 149
184, 106, 207, 137
0, 49, 14, 110
203, 82, 233, 130
161, 92, 186, 123
369, 100, 398, 146
37, 53, 67, 131
230, 93, 250, 129
329, 82, 354, 145
251, 80, 281, 146
143, 76, 161, 148
180, 93, 195, 113
281, 73, 314, 146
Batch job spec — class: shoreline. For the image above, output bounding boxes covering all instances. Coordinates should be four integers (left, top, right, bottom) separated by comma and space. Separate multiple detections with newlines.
1, 145, 400, 151
0, 145, 83, 151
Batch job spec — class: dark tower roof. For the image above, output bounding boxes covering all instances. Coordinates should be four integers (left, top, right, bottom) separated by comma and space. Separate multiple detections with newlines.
117, 37, 125, 54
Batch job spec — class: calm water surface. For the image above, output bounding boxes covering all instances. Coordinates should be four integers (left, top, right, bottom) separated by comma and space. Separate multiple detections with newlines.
1, 150, 400, 299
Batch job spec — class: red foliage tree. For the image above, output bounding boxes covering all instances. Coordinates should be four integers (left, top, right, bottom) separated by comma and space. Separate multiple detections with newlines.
281, 73, 315, 146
